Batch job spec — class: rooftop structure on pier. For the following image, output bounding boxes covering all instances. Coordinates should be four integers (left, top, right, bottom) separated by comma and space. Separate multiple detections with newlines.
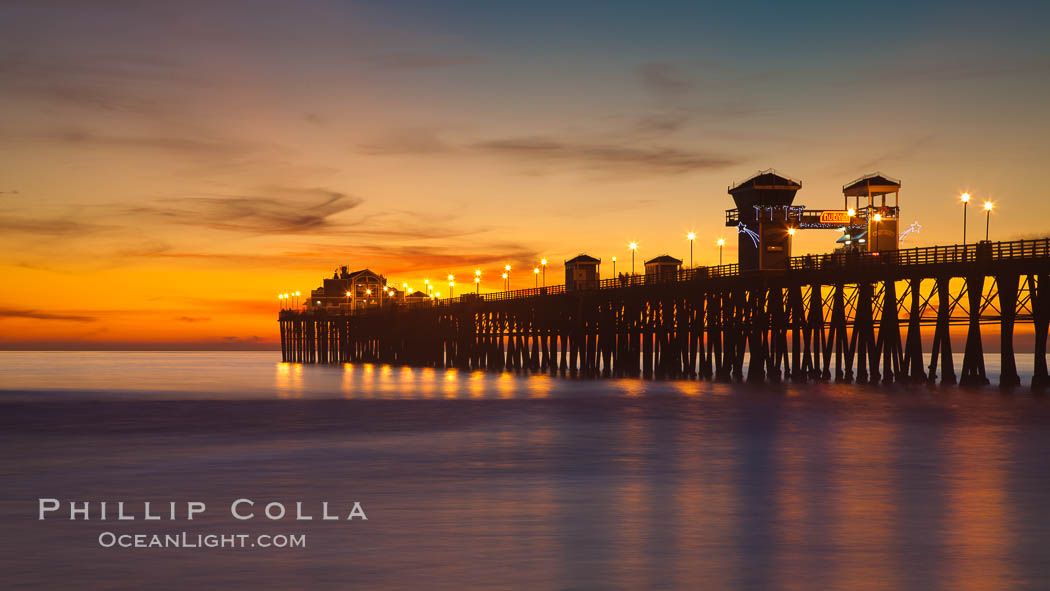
644, 255, 682, 279
726, 169, 802, 271
726, 169, 904, 270
564, 254, 600, 291
309, 266, 386, 312
840, 172, 901, 254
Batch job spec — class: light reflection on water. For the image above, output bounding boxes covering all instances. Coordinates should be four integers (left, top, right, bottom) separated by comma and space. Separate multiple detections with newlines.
1, 351, 1049, 589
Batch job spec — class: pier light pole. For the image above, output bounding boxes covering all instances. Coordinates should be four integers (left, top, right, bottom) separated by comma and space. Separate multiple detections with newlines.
448, 274, 454, 299
502, 272, 508, 290
687, 233, 695, 268
345, 290, 351, 312
872, 213, 882, 253
475, 269, 481, 295
984, 201, 993, 241
533, 267, 539, 288
505, 264, 511, 289
717, 238, 724, 266
612, 256, 616, 276
787, 227, 795, 256
629, 243, 637, 275
541, 258, 547, 287
961, 192, 970, 245
294, 291, 300, 310
278, 294, 284, 310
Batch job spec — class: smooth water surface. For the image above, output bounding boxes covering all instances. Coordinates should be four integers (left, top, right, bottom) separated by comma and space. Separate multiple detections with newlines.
1, 351, 1048, 590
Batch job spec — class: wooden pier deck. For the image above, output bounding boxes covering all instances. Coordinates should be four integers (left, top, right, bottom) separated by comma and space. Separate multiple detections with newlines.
280, 238, 1050, 388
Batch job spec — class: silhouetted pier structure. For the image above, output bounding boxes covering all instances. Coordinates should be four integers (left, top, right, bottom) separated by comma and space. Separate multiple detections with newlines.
280, 238, 1050, 389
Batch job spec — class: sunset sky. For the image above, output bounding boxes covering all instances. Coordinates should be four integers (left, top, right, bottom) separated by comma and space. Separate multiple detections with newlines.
2, 1, 1049, 349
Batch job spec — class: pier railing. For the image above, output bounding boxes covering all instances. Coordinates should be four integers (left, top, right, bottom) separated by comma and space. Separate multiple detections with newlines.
294, 238, 1050, 316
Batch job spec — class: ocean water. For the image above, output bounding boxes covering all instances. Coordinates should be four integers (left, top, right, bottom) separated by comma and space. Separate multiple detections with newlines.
1, 351, 1049, 590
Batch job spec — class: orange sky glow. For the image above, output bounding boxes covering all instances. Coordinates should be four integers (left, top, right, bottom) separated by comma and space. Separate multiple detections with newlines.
1, 2, 1048, 349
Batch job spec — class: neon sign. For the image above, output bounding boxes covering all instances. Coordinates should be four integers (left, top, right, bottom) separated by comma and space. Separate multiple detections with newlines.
737, 222, 760, 248
819, 210, 851, 224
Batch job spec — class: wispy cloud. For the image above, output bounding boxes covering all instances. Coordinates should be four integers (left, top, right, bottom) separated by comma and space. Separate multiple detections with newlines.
473, 136, 738, 175
176, 316, 211, 323
121, 187, 363, 235
633, 112, 691, 136
46, 128, 258, 159
370, 51, 480, 70
0, 214, 106, 237
360, 128, 452, 155
883, 57, 1050, 82
638, 62, 694, 99
0, 307, 97, 322
0, 53, 197, 116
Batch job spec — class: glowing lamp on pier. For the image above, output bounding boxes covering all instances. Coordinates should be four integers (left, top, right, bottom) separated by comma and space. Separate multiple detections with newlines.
984, 201, 993, 241
787, 227, 796, 236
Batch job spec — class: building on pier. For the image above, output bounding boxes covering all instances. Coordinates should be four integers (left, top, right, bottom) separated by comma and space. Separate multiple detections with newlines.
841, 173, 901, 253
564, 254, 600, 290
309, 266, 386, 311
726, 169, 802, 271
726, 169, 904, 267
644, 255, 682, 282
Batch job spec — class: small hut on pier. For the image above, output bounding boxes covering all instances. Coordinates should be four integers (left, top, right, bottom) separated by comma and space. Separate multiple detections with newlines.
644, 255, 682, 282
564, 254, 601, 291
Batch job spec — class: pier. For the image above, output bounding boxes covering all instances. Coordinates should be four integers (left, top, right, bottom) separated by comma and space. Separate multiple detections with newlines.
278, 171, 1050, 388
280, 238, 1050, 388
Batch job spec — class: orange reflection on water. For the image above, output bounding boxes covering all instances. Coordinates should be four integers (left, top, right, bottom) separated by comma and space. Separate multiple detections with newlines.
418, 366, 436, 399
671, 381, 701, 396
943, 421, 1009, 591
469, 371, 487, 398
341, 363, 355, 398
612, 378, 645, 397
610, 401, 650, 588
443, 368, 459, 398
360, 363, 376, 398
827, 417, 898, 590
496, 372, 515, 399
526, 374, 552, 398
274, 362, 303, 398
